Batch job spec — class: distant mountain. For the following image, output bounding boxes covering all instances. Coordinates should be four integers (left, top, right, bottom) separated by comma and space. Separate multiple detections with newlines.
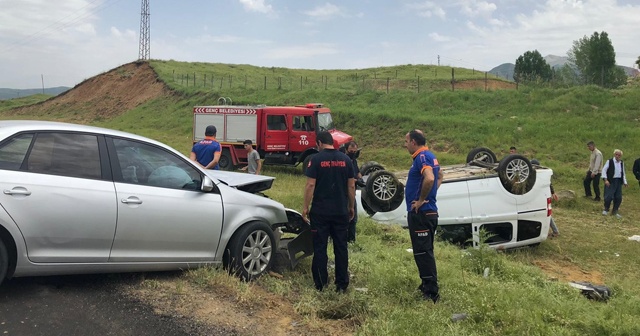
0, 86, 70, 100
488, 55, 639, 81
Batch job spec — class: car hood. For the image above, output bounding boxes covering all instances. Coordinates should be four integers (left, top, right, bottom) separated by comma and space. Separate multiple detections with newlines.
203, 170, 275, 194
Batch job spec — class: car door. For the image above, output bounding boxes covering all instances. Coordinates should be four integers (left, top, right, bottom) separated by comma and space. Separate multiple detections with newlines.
467, 176, 518, 246
107, 137, 224, 262
0, 132, 117, 262
263, 114, 289, 152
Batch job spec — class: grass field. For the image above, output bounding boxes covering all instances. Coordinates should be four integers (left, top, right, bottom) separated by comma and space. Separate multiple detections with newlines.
2, 60, 640, 335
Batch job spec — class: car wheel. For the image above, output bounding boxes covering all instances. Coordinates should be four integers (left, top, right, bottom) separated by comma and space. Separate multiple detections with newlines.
359, 161, 385, 176
302, 154, 315, 175
218, 149, 233, 171
0, 239, 8, 285
224, 221, 275, 281
466, 147, 498, 164
362, 170, 404, 212
497, 154, 536, 195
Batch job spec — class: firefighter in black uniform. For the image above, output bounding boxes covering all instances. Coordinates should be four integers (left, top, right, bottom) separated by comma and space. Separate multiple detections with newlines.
303, 131, 355, 292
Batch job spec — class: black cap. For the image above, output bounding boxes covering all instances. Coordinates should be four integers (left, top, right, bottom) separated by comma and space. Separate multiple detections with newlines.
205, 125, 217, 136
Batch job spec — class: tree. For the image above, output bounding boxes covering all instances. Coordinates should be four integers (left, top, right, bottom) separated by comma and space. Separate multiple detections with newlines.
636, 56, 640, 68
567, 31, 626, 88
513, 50, 552, 83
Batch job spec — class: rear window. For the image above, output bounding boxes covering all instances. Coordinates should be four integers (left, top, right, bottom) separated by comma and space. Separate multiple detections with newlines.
0, 133, 34, 170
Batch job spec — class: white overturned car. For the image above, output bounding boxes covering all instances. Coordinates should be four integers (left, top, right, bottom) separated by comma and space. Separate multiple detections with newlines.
356, 148, 553, 249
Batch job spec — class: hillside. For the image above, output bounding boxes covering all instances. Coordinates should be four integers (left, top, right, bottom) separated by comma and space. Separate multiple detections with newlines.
8, 62, 171, 123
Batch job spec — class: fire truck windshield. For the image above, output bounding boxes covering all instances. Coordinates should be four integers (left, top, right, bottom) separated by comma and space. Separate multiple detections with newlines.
317, 113, 335, 131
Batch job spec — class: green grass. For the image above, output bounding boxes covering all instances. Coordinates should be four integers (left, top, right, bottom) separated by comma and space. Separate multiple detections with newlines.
2, 61, 640, 334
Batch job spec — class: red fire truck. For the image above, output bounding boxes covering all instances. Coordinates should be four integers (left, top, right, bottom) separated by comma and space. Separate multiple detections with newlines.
192, 103, 353, 171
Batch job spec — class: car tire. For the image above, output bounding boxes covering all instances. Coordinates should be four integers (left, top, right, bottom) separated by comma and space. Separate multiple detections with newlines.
497, 154, 536, 195
466, 147, 498, 164
359, 161, 385, 176
218, 148, 233, 171
0, 239, 8, 284
302, 154, 315, 175
224, 221, 275, 281
362, 170, 404, 213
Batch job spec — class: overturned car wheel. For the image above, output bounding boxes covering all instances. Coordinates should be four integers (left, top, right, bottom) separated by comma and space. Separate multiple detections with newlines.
360, 161, 385, 176
361, 170, 404, 213
466, 147, 498, 164
497, 154, 536, 195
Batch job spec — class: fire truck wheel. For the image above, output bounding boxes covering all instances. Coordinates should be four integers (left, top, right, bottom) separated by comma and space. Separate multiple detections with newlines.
363, 170, 404, 212
359, 161, 385, 176
223, 221, 275, 281
301, 154, 315, 175
219, 149, 233, 171
497, 154, 536, 195
466, 147, 498, 164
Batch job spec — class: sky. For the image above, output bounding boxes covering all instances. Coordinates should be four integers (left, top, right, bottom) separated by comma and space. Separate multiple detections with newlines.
0, 0, 638, 89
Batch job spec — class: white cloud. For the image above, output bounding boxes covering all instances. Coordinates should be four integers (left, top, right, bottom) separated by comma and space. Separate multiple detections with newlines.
406, 2, 446, 19
238, 0, 274, 14
303, 3, 347, 20
460, 0, 497, 18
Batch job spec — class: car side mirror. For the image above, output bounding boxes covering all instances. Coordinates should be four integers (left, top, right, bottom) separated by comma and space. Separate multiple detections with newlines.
201, 176, 214, 192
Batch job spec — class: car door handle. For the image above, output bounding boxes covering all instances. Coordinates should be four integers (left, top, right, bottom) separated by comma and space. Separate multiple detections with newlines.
3, 188, 32, 196
121, 197, 143, 204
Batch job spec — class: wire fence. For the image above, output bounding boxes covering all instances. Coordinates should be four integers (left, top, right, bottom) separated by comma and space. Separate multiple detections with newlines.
167, 68, 517, 93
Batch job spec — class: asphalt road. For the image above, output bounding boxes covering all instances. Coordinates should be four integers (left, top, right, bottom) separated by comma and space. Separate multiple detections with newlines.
0, 273, 233, 336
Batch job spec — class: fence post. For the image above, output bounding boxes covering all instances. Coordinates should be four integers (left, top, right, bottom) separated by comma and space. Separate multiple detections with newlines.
264, 76, 267, 90
300, 76, 303, 90
325, 76, 327, 90
193, 72, 196, 87
485, 72, 488, 92
229, 75, 233, 88
362, 77, 365, 90
451, 68, 455, 91
245, 75, 247, 88
172, 69, 175, 81
387, 77, 390, 94
186, 74, 189, 87
204, 74, 207, 87
417, 76, 420, 93
219, 76, 223, 89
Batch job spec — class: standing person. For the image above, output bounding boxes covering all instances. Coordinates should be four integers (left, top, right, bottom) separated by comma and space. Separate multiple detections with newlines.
240, 139, 262, 175
346, 141, 362, 243
303, 131, 355, 293
633, 157, 640, 188
190, 125, 222, 170
509, 146, 517, 154
584, 141, 603, 201
404, 129, 443, 303
601, 149, 628, 218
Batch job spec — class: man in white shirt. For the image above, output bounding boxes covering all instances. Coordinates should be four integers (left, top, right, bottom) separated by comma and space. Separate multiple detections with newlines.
584, 141, 603, 201
601, 149, 628, 218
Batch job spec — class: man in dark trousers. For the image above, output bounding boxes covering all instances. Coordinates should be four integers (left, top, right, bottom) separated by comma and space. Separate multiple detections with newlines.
404, 129, 443, 303
601, 149, 628, 218
303, 131, 355, 292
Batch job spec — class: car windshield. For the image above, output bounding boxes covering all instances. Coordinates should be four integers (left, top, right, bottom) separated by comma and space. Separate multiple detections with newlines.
317, 113, 335, 132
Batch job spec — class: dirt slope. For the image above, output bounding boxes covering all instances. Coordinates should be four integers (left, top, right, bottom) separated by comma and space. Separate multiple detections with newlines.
10, 62, 171, 123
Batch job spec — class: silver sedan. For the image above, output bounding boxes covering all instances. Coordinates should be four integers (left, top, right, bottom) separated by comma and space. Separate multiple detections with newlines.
0, 120, 305, 284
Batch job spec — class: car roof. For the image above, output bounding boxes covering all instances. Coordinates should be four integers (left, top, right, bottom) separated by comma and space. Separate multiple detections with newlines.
0, 120, 158, 145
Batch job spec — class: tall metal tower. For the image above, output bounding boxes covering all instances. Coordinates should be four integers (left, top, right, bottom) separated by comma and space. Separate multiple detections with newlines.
138, 0, 150, 60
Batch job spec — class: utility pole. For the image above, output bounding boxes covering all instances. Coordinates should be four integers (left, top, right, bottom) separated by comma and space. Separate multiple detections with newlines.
437, 55, 440, 66
138, 0, 150, 60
